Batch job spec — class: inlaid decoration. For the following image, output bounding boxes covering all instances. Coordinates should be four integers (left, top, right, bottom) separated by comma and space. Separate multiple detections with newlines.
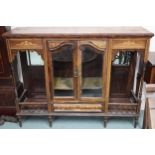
112, 39, 146, 49
9, 39, 43, 50
79, 40, 107, 50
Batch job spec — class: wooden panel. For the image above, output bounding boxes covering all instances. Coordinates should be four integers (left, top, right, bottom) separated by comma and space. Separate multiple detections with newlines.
0, 26, 11, 77
0, 26, 15, 116
0, 87, 15, 106
0, 51, 4, 73
0, 107, 16, 116
110, 65, 129, 97
54, 103, 102, 112
150, 68, 155, 83
144, 52, 155, 83
79, 40, 107, 50
3, 27, 154, 38
48, 40, 67, 49
143, 98, 155, 129
112, 39, 146, 49
9, 39, 43, 49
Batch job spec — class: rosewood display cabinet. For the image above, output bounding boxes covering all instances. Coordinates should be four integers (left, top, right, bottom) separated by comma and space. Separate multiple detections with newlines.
3, 27, 154, 127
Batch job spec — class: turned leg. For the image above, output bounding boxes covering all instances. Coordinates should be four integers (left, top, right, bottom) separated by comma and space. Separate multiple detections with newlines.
104, 116, 108, 128
18, 116, 22, 127
48, 116, 53, 127
134, 117, 138, 128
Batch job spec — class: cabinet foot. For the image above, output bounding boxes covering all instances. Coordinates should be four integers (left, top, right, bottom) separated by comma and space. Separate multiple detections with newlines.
104, 117, 108, 128
48, 116, 53, 127
18, 116, 22, 127
134, 117, 138, 128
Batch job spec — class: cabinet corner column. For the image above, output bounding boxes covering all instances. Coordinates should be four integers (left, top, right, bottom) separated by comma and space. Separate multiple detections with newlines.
104, 39, 112, 127
43, 39, 53, 126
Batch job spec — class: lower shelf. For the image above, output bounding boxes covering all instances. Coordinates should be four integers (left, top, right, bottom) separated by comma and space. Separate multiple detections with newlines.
17, 110, 48, 116
16, 110, 138, 117
16, 98, 139, 117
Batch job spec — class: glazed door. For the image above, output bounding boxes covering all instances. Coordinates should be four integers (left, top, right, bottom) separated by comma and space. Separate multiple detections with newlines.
78, 40, 107, 100
48, 41, 77, 99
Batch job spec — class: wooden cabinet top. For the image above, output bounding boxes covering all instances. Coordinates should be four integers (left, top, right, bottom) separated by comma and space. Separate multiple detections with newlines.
2, 27, 154, 38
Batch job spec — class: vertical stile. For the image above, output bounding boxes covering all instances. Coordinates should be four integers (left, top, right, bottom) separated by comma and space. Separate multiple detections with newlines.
43, 39, 52, 113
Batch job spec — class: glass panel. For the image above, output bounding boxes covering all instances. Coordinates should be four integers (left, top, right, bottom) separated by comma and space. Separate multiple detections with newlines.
50, 44, 75, 97
81, 45, 103, 97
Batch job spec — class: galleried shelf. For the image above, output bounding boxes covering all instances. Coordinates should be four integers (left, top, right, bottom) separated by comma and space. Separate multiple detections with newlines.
3, 27, 154, 127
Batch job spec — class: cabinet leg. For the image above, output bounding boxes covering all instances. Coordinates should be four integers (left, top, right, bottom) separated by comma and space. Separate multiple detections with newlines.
134, 117, 138, 128
104, 117, 108, 128
48, 116, 52, 127
18, 116, 22, 127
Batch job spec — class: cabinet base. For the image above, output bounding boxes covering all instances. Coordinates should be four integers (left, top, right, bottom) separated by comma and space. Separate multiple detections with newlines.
16, 110, 139, 127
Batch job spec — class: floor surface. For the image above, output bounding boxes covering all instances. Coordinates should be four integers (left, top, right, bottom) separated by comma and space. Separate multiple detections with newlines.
0, 111, 144, 129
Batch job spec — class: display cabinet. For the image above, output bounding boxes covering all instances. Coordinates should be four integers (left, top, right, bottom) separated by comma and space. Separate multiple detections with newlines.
3, 27, 154, 127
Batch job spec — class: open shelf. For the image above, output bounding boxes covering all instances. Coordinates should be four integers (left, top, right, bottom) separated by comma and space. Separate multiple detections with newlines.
17, 109, 48, 116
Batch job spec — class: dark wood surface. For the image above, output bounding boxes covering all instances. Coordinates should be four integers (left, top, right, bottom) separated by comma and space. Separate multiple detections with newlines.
145, 52, 155, 83
0, 26, 11, 77
3, 27, 154, 38
0, 26, 16, 116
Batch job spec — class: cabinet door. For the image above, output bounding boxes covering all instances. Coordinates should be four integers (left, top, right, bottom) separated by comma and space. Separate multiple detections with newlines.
48, 41, 77, 99
78, 40, 107, 100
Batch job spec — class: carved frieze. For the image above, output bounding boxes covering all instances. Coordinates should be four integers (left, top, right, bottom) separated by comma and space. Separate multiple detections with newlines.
112, 39, 146, 49
9, 39, 43, 50
79, 40, 107, 50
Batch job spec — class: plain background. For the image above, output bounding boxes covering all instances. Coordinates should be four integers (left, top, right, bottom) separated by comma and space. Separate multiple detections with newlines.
1, 0, 155, 155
